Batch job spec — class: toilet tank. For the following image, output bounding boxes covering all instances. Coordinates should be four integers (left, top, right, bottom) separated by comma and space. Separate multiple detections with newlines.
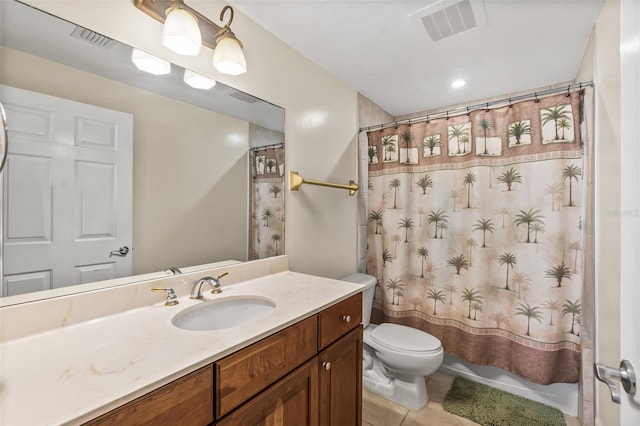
341, 273, 377, 328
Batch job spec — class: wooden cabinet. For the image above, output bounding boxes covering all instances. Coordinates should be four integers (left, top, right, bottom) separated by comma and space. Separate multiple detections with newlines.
215, 316, 318, 418
85, 293, 362, 426
84, 365, 213, 426
318, 326, 363, 426
318, 292, 362, 350
216, 358, 319, 426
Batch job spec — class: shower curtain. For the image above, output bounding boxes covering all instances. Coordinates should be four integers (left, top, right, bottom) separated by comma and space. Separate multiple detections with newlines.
249, 145, 285, 259
367, 92, 584, 384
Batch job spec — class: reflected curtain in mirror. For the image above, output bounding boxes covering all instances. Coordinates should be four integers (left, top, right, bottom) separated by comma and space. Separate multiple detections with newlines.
250, 145, 285, 259
366, 91, 585, 385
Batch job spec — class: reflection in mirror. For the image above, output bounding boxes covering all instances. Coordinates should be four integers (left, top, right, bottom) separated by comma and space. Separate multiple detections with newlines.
0, 0, 285, 302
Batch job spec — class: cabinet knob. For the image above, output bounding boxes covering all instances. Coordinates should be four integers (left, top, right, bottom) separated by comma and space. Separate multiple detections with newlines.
342, 315, 351, 324
322, 362, 331, 371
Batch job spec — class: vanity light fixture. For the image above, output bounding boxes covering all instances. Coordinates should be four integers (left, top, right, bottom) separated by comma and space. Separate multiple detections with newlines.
162, 6, 202, 56
131, 48, 171, 75
134, 0, 247, 76
183, 69, 216, 89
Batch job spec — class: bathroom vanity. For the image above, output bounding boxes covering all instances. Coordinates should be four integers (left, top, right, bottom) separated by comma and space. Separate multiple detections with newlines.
0, 256, 364, 425
85, 295, 362, 425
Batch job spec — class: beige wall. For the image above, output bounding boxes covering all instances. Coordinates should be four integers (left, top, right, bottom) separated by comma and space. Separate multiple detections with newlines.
593, 1, 621, 425
22, 0, 359, 279
1, 47, 250, 274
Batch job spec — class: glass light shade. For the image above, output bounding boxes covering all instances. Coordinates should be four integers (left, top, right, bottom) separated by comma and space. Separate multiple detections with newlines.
162, 8, 202, 56
213, 36, 247, 76
131, 48, 171, 75
183, 69, 216, 90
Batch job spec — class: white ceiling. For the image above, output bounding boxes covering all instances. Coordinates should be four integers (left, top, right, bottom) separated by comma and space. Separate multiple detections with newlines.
230, 0, 604, 117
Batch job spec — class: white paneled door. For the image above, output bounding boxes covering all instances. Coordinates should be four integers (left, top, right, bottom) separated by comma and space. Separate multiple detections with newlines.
619, 0, 640, 422
1, 86, 132, 296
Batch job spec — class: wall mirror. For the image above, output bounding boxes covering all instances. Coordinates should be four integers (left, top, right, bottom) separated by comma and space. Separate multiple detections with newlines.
0, 0, 285, 303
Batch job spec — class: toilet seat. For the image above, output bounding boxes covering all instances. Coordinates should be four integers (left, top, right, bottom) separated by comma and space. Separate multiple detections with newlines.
369, 323, 442, 354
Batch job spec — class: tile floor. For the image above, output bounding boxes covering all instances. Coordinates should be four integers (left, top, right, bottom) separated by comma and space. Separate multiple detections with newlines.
362, 372, 581, 426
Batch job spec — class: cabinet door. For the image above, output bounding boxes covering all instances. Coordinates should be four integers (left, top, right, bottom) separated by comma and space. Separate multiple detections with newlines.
83, 365, 213, 426
216, 315, 317, 418
216, 358, 319, 426
318, 326, 362, 426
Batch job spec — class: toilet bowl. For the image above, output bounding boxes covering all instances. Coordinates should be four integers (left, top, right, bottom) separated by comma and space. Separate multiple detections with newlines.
342, 273, 444, 410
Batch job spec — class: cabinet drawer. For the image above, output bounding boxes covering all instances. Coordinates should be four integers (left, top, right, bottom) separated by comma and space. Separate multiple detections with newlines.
84, 365, 213, 426
217, 358, 319, 426
216, 315, 318, 418
318, 293, 362, 350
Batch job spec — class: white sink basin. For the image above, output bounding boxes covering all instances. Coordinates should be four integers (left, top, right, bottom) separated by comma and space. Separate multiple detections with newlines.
172, 296, 276, 331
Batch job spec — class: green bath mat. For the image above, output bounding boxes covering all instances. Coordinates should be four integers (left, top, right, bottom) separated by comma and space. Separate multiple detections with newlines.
443, 377, 566, 426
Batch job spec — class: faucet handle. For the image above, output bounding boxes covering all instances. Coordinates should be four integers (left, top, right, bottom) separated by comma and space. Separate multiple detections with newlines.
210, 272, 228, 294
151, 287, 179, 306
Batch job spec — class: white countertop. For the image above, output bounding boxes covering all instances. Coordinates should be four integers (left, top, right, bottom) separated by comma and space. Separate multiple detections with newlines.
0, 270, 363, 425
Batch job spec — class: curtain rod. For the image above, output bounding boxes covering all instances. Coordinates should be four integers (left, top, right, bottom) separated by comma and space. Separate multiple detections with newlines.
250, 143, 284, 152
359, 81, 593, 133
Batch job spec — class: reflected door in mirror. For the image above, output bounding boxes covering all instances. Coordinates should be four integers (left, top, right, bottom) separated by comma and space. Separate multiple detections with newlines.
1, 85, 133, 297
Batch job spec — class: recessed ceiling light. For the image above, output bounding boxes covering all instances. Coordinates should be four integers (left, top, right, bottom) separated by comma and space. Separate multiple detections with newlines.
451, 79, 466, 88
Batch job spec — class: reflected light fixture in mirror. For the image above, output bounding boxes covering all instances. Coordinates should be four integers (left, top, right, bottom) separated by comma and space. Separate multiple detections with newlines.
134, 0, 247, 76
183, 69, 216, 89
131, 48, 171, 75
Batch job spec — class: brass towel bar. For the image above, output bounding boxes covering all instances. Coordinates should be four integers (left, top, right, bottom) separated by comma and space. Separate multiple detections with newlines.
289, 171, 359, 196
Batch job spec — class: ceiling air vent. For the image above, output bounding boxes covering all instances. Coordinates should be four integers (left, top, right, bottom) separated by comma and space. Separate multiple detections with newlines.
411, 0, 487, 43
70, 26, 117, 49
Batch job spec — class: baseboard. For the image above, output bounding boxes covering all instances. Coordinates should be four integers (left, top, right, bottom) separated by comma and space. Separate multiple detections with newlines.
439, 354, 578, 417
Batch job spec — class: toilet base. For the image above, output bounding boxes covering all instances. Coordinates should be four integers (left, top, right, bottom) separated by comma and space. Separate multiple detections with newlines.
363, 357, 430, 410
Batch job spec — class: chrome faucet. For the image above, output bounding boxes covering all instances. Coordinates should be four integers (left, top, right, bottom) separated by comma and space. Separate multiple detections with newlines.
190, 272, 228, 299
164, 266, 182, 275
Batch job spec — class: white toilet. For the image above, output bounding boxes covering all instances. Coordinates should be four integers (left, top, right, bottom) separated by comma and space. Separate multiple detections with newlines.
342, 273, 444, 410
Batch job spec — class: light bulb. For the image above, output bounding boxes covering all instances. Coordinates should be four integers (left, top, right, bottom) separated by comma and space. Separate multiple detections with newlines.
162, 7, 202, 56
213, 36, 247, 76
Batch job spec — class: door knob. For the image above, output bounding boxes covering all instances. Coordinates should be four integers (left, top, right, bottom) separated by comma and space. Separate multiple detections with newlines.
322, 362, 331, 371
595, 360, 636, 404
109, 246, 130, 257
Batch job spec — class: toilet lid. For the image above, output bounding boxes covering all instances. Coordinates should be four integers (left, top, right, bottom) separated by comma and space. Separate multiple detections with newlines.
370, 323, 442, 353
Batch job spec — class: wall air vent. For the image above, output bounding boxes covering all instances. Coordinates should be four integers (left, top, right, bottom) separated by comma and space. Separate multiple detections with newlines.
70, 26, 117, 49
230, 90, 260, 104
410, 0, 487, 43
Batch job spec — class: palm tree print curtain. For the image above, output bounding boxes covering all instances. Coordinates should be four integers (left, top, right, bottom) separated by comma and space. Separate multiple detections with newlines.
250, 145, 285, 259
367, 92, 584, 384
